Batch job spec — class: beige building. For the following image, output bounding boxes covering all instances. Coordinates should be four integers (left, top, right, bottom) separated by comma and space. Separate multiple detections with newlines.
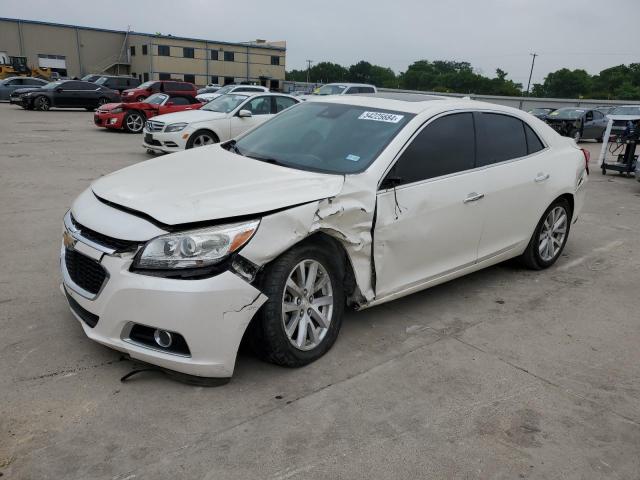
0, 17, 286, 89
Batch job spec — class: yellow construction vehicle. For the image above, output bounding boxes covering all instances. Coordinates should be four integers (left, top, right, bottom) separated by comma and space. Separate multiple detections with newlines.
0, 52, 53, 80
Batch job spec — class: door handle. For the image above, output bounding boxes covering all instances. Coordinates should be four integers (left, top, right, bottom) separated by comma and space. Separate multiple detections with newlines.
463, 192, 484, 203
535, 173, 550, 183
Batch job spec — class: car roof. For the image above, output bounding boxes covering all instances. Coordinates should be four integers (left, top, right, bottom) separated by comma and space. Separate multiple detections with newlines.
324, 82, 376, 88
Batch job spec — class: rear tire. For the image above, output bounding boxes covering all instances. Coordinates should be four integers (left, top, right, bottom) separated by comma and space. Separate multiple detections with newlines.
520, 198, 572, 270
186, 129, 219, 149
252, 243, 345, 367
123, 111, 145, 133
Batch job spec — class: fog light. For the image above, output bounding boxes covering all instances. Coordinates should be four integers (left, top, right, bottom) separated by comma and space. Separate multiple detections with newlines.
153, 329, 173, 348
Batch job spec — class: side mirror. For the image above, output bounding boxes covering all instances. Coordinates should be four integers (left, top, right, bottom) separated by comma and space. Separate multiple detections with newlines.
238, 109, 252, 118
380, 174, 404, 190
146, 87, 152, 92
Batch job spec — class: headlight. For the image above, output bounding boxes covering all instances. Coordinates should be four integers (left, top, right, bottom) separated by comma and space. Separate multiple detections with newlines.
111, 107, 123, 114
134, 220, 260, 270
165, 123, 188, 133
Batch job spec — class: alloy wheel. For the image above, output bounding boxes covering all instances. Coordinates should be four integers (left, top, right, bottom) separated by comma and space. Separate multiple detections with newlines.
36, 96, 50, 111
126, 114, 144, 132
191, 133, 215, 147
281, 259, 334, 351
538, 206, 567, 262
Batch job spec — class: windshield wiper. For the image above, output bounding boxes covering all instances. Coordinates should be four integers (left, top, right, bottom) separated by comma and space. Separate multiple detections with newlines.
245, 154, 285, 166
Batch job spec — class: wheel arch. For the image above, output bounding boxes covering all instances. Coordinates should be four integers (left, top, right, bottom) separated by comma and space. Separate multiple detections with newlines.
187, 128, 220, 148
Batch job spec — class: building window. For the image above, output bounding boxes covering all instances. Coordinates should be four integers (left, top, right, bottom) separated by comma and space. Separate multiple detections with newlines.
211, 76, 219, 84
159, 72, 171, 80
184, 74, 195, 84
210, 50, 219, 61
183, 47, 194, 59
224, 76, 235, 85
271, 56, 280, 66
130, 46, 136, 56
270, 79, 279, 90
224, 51, 234, 62
158, 45, 170, 56
142, 45, 148, 55
143, 72, 149, 82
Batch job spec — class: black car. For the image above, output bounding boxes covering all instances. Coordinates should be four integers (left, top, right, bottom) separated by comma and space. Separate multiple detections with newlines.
94, 75, 141, 93
19, 80, 121, 111
527, 107, 555, 120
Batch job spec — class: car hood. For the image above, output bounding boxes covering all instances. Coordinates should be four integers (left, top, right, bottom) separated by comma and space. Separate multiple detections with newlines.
152, 109, 227, 124
98, 102, 124, 111
197, 93, 221, 101
91, 145, 344, 225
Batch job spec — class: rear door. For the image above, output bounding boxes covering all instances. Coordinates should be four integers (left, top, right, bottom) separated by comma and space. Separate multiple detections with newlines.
475, 112, 553, 260
374, 112, 487, 297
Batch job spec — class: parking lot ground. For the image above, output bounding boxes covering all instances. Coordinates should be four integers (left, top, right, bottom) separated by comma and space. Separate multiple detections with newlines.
1, 102, 639, 479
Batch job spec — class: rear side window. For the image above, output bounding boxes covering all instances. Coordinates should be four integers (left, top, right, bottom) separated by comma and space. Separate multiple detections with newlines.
476, 113, 527, 166
524, 123, 544, 155
391, 113, 475, 185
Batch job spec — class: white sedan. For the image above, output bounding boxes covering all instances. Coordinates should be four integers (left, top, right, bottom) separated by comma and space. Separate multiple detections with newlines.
142, 92, 299, 153
61, 94, 588, 382
195, 84, 268, 103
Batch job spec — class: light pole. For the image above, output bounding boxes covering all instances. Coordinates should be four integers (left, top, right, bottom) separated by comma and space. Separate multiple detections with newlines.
526, 52, 538, 96
306, 59, 313, 84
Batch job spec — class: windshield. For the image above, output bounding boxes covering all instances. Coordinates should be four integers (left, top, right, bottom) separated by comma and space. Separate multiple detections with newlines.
137, 81, 155, 90
210, 85, 235, 96
94, 77, 110, 85
81, 74, 97, 82
313, 85, 347, 96
232, 102, 414, 174
144, 93, 168, 105
529, 108, 552, 114
202, 94, 248, 113
611, 106, 640, 116
548, 108, 585, 120
42, 81, 64, 90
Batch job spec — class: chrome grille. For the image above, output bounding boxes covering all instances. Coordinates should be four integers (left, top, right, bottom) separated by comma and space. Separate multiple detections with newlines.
146, 120, 165, 132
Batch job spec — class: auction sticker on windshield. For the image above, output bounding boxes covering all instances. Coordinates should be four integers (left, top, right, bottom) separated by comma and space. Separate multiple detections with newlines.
358, 111, 404, 123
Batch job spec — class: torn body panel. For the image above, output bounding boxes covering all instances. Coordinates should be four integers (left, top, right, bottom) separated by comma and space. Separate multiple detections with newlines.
241, 175, 378, 305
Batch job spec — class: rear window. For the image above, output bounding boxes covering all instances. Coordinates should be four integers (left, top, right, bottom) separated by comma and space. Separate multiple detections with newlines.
476, 113, 528, 166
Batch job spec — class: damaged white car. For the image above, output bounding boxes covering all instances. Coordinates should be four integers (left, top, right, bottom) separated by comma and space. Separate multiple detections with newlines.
61, 94, 588, 382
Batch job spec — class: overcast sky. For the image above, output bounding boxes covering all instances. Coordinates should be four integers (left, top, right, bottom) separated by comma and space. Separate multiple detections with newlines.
2, 0, 638, 85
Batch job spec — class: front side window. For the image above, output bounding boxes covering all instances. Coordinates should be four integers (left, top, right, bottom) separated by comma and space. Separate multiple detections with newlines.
244, 96, 272, 115
158, 45, 170, 56
202, 94, 249, 113
476, 113, 527, 166
389, 113, 475, 185
169, 96, 190, 105
224, 51, 235, 62
233, 102, 414, 174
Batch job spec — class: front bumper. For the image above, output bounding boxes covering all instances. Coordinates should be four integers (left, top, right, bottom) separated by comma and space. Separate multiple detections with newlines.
60, 214, 267, 379
94, 112, 125, 129
142, 128, 188, 153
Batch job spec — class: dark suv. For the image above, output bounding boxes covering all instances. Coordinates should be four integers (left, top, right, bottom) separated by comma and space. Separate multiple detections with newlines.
19, 80, 121, 111
121, 80, 197, 103
94, 76, 141, 93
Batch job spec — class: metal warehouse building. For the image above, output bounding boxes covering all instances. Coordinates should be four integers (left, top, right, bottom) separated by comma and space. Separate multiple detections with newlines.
0, 17, 286, 89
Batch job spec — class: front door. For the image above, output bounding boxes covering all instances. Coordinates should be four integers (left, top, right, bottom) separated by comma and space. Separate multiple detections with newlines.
373, 112, 486, 298
229, 95, 274, 137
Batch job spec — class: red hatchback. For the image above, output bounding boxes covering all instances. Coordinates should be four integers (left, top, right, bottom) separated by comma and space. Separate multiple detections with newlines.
121, 80, 197, 103
94, 93, 204, 133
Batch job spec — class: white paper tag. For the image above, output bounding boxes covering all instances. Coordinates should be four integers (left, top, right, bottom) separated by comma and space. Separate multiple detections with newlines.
358, 111, 404, 123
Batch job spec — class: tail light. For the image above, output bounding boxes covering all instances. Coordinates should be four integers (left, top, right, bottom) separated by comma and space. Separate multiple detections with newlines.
580, 148, 590, 175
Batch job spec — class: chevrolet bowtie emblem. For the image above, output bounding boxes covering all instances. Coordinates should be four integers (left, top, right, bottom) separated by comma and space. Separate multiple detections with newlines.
63, 230, 76, 250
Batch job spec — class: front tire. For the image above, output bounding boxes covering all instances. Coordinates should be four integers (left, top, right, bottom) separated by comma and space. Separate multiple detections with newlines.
520, 198, 571, 270
253, 243, 345, 367
34, 96, 50, 111
186, 130, 219, 149
123, 111, 145, 133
